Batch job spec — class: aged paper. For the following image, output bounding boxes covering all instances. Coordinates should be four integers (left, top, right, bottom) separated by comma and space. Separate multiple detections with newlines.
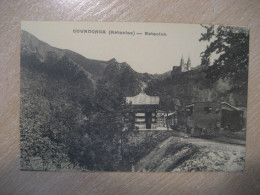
20, 22, 249, 172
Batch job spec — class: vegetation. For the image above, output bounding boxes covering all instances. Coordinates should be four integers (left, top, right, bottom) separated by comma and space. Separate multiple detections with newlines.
145, 25, 249, 108
20, 26, 249, 171
20, 52, 134, 171
200, 25, 249, 79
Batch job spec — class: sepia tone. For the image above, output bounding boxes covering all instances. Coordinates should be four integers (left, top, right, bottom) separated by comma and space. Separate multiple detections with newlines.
1, 0, 260, 194
20, 22, 248, 172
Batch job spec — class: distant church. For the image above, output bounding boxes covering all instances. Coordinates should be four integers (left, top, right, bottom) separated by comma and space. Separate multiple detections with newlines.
172, 56, 192, 73
180, 56, 191, 72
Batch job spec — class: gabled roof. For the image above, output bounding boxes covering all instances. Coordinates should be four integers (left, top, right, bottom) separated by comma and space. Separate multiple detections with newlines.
126, 92, 159, 105
221, 102, 239, 111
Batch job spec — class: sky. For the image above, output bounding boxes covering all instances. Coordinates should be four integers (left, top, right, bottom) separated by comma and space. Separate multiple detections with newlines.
22, 21, 209, 74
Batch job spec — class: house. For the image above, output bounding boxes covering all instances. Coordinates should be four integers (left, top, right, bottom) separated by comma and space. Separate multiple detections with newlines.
126, 91, 159, 130
175, 102, 244, 133
221, 102, 244, 130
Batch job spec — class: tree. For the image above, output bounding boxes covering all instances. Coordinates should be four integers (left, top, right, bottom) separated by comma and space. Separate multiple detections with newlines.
199, 25, 215, 68
76, 79, 135, 171
199, 25, 249, 83
159, 93, 176, 130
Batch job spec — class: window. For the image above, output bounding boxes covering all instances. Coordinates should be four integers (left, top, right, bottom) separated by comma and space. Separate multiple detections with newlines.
204, 107, 212, 114
186, 106, 193, 116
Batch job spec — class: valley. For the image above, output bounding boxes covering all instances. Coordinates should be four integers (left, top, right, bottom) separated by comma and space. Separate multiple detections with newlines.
20, 27, 249, 172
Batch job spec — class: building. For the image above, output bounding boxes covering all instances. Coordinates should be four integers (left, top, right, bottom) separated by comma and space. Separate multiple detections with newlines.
221, 102, 244, 130
172, 56, 191, 74
172, 102, 244, 135
180, 56, 191, 72
126, 91, 160, 130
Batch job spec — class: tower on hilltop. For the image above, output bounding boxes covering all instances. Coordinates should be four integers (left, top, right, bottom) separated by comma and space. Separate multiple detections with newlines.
180, 56, 191, 72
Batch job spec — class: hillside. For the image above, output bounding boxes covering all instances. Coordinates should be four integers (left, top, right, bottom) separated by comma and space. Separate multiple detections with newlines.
20, 31, 160, 171
145, 64, 248, 110
21, 33, 96, 170
21, 30, 164, 96
134, 135, 245, 172
22, 30, 112, 81
20, 30, 248, 171
101, 59, 161, 96
145, 26, 249, 109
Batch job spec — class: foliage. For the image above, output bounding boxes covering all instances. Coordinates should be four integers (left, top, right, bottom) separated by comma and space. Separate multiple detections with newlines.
102, 62, 143, 96
199, 25, 249, 83
122, 131, 175, 170
20, 26, 249, 171
145, 71, 204, 109
77, 82, 134, 171
145, 25, 249, 109
21, 52, 135, 171
20, 54, 91, 170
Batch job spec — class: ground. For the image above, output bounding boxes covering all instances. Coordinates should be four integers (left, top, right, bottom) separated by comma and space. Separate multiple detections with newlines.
132, 129, 246, 172
173, 137, 245, 172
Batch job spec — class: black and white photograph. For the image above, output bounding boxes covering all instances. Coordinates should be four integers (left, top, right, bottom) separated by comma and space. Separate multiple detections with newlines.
20, 21, 249, 172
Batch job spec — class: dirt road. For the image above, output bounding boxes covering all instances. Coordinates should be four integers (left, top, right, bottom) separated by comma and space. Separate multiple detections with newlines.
174, 136, 245, 172
135, 134, 245, 172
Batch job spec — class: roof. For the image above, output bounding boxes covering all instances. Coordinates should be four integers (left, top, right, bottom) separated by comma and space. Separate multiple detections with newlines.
185, 101, 241, 111
167, 112, 176, 117
221, 102, 239, 111
185, 102, 219, 108
126, 92, 159, 105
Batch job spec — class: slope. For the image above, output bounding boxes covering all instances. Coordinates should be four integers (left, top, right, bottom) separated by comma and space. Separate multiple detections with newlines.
21, 30, 112, 81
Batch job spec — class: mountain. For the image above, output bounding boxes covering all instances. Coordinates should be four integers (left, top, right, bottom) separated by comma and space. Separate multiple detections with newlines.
20, 30, 248, 171
21, 30, 112, 81
101, 59, 155, 96
101, 59, 174, 96
21, 30, 169, 92
20, 30, 170, 170
21, 30, 248, 109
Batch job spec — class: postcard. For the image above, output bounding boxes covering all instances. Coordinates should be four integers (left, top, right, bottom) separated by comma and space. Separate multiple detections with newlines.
20, 21, 249, 172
